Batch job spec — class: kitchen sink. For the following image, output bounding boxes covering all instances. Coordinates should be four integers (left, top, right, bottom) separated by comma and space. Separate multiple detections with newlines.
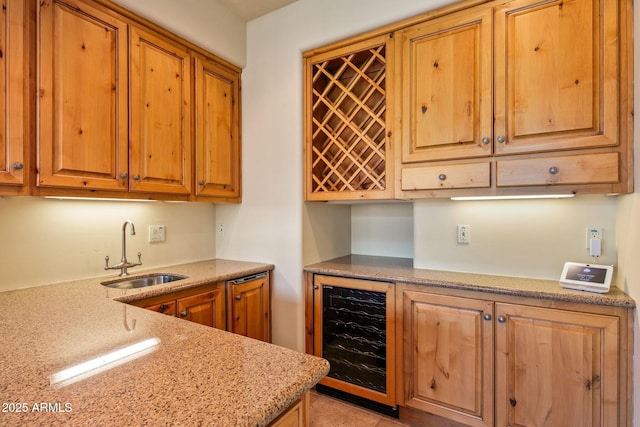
101, 274, 189, 289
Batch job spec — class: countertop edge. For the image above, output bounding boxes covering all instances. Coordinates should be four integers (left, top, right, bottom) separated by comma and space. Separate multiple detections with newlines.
304, 256, 636, 309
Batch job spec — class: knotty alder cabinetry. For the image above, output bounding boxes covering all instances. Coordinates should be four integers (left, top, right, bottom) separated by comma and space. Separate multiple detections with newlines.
396, 283, 632, 427
227, 273, 271, 342
303, 34, 395, 201
130, 282, 226, 329
0, 0, 27, 195
303, 0, 633, 200
131, 272, 271, 342
30, 0, 241, 202
399, 0, 633, 197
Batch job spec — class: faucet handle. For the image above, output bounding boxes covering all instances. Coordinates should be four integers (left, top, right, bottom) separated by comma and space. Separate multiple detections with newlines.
136, 252, 142, 265
104, 256, 111, 270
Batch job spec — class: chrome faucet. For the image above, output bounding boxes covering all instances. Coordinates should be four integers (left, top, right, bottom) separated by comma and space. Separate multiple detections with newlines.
104, 220, 142, 276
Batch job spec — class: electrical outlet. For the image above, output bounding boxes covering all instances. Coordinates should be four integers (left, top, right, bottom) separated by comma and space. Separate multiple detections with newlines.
585, 227, 602, 249
457, 225, 470, 244
217, 223, 225, 237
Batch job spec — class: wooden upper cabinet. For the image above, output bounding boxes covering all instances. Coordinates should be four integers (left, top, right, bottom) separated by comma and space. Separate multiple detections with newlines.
495, 303, 621, 427
494, 0, 619, 155
194, 55, 241, 201
0, 0, 25, 193
401, 5, 493, 163
304, 34, 395, 201
129, 26, 192, 195
37, 0, 128, 191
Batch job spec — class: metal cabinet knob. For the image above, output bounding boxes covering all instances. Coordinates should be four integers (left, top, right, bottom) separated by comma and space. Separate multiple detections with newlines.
549, 166, 559, 175
12, 162, 24, 170
483, 313, 492, 321
496, 135, 506, 143
498, 316, 506, 323
235, 295, 242, 300
438, 174, 447, 181
180, 310, 188, 318
199, 180, 205, 186
159, 304, 169, 313
481, 137, 490, 145
133, 174, 140, 181
120, 172, 128, 179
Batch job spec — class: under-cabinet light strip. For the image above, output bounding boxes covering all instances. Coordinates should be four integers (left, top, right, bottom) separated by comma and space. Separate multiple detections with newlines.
451, 194, 576, 201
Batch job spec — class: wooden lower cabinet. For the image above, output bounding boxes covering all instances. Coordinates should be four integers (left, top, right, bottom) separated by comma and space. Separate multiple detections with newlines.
400, 290, 493, 427
130, 282, 226, 329
130, 272, 271, 342
227, 272, 271, 342
495, 303, 621, 427
396, 284, 632, 427
269, 391, 310, 427
177, 288, 226, 329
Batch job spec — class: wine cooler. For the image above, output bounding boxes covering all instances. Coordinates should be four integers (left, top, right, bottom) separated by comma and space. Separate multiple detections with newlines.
308, 274, 396, 415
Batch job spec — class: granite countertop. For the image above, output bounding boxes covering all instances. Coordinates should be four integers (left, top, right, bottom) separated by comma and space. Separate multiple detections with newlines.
0, 259, 329, 426
304, 255, 635, 308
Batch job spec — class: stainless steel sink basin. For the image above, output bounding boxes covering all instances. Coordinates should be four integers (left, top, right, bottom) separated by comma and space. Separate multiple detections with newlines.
101, 274, 188, 289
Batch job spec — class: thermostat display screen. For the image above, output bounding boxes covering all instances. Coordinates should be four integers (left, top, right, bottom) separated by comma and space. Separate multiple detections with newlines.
565, 265, 608, 284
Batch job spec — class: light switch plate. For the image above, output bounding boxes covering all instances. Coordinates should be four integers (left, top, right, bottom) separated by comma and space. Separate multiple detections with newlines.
149, 225, 166, 243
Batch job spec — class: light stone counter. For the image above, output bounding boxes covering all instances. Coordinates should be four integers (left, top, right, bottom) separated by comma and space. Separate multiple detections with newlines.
0, 259, 329, 426
304, 255, 635, 308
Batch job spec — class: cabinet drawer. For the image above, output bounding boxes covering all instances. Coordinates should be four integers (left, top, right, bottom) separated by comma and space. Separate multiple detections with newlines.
496, 152, 619, 187
401, 162, 490, 190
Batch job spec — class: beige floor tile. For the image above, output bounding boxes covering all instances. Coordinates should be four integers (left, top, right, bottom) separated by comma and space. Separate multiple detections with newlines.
309, 391, 411, 427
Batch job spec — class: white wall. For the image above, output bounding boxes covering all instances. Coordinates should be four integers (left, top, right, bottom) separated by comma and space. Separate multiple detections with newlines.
413, 195, 617, 279
216, 0, 452, 352
351, 203, 414, 259
0, 197, 216, 291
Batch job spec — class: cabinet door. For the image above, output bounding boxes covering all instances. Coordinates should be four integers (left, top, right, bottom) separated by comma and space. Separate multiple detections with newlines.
130, 26, 192, 195
193, 56, 240, 201
401, 5, 492, 163
494, 0, 619, 154
194, 56, 241, 201
0, 0, 25, 192
177, 288, 225, 329
144, 300, 177, 316
304, 34, 394, 201
401, 290, 493, 427
495, 303, 619, 427
228, 274, 270, 342
37, 0, 128, 191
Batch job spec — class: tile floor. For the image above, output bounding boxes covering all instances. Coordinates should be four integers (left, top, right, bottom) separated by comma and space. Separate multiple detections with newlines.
309, 390, 411, 427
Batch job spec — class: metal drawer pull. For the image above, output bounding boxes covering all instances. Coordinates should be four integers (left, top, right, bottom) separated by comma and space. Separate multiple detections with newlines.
438, 174, 447, 181
12, 162, 24, 170
549, 166, 559, 175
180, 310, 188, 318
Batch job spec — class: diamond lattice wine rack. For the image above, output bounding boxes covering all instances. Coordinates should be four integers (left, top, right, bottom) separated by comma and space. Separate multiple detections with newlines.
304, 35, 394, 201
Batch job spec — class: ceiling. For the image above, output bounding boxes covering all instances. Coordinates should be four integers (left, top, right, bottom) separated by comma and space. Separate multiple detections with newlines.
216, 0, 298, 21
